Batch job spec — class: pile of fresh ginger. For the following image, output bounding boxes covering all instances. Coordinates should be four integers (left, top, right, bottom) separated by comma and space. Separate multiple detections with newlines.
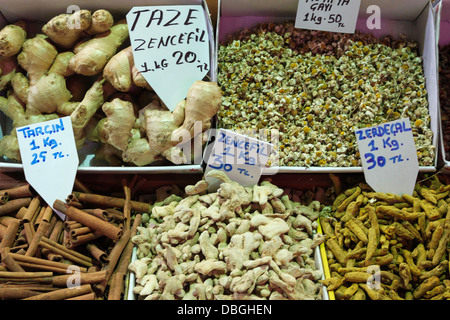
128, 170, 325, 300
0, 9, 221, 166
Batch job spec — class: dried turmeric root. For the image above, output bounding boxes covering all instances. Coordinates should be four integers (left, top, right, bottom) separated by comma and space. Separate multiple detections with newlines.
322, 179, 450, 300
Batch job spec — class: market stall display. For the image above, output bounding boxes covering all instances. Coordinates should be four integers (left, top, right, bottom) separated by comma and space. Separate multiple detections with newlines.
0, 0, 449, 303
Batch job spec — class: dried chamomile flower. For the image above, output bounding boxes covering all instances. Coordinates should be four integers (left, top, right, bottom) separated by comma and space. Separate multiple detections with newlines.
218, 22, 435, 167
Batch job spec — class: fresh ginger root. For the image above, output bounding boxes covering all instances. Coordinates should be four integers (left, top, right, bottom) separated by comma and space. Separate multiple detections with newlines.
0, 55, 18, 92
70, 80, 105, 148
42, 9, 93, 49
95, 98, 136, 152
86, 9, 115, 35
0, 8, 219, 168
0, 22, 27, 57
96, 80, 221, 166
171, 80, 222, 139
18, 35, 58, 84
42, 9, 114, 49
69, 20, 129, 76
0, 93, 59, 161
103, 46, 152, 92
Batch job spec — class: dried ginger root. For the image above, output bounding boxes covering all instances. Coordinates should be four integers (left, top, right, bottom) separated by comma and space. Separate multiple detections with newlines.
128, 170, 325, 300
321, 176, 450, 300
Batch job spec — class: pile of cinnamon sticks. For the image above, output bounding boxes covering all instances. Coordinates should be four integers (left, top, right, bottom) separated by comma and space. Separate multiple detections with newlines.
0, 178, 150, 300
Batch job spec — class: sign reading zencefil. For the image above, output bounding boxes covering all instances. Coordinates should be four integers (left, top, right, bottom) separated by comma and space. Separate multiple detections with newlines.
204, 129, 274, 191
126, 6, 210, 111
16, 117, 79, 219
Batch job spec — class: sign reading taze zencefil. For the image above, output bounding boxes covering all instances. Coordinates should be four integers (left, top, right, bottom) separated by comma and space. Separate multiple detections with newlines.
204, 129, 274, 190
16, 117, 79, 219
295, 0, 361, 34
355, 118, 419, 196
126, 5, 210, 111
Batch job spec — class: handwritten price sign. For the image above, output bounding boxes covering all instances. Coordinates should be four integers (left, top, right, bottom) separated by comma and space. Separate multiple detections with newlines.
204, 129, 273, 189
126, 5, 210, 111
17, 117, 79, 219
355, 118, 419, 196
295, 0, 361, 33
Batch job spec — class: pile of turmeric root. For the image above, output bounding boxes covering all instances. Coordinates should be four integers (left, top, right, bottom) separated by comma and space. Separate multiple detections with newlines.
128, 170, 326, 300
0, 9, 220, 166
321, 176, 450, 300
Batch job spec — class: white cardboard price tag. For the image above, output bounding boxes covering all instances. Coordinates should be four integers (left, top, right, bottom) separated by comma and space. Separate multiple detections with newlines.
204, 129, 273, 191
295, 0, 361, 34
126, 5, 210, 111
355, 118, 419, 196
16, 117, 79, 219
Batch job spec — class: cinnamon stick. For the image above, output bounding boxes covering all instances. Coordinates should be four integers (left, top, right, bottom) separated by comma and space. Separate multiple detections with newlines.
107, 272, 125, 300
123, 178, 131, 230
106, 208, 125, 222
39, 236, 93, 267
95, 229, 131, 295
116, 214, 141, 275
65, 232, 102, 249
0, 287, 41, 299
65, 292, 96, 300
64, 220, 83, 230
0, 197, 32, 217
52, 270, 106, 287
22, 196, 41, 223
83, 208, 112, 221
72, 192, 151, 213
0, 283, 56, 292
69, 226, 92, 238
23, 284, 94, 300
14, 262, 72, 274
41, 205, 53, 223
14, 206, 28, 219
54, 200, 123, 241
33, 206, 45, 229
0, 271, 53, 279
0, 184, 33, 200
65, 193, 84, 208
1, 253, 25, 272
105, 213, 142, 300
0, 219, 20, 250
0, 248, 25, 272
22, 222, 35, 245
0, 215, 20, 227
42, 220, 64, 261
25, 220, 50, 257
9, 253, 88, 273
86, 243, 108, 264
